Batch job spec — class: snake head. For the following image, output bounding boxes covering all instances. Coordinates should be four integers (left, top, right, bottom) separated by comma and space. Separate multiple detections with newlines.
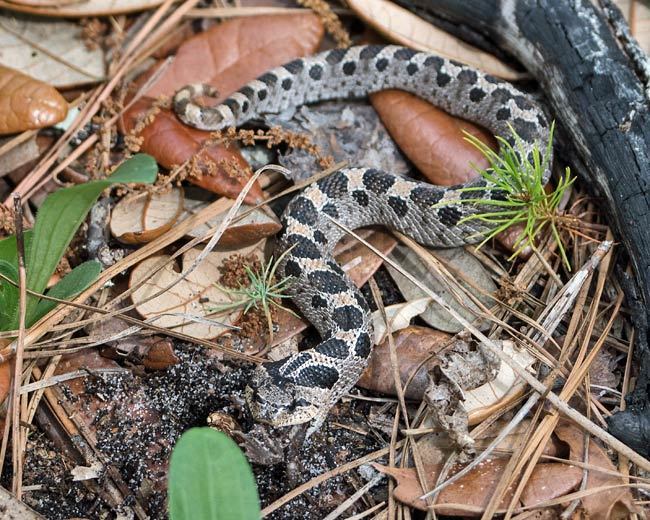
245, 365, 319, 427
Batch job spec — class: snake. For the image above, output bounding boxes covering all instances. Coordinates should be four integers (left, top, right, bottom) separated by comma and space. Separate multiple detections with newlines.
173, 45, 551, 435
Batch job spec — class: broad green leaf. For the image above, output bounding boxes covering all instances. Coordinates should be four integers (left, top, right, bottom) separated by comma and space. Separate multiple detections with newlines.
0, 259, 18, 330
25, 154, 157, 321
168, 428, 260, 520
0, 231, 32, 267
32, 260, 102, 325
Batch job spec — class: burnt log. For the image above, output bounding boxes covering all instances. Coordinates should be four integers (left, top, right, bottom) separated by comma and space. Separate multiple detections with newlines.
398, 0, 650, 456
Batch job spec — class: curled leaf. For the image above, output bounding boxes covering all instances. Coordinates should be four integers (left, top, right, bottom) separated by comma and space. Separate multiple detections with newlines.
0, 65, 67, 135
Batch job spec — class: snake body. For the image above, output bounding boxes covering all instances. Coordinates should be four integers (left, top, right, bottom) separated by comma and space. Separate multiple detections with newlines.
173, 45, 551, 434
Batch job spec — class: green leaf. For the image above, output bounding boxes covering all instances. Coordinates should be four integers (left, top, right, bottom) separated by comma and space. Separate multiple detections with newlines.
168, 428, 260, 520
32, 260, 102, 325
25, 154, 157, 322
0, 231, 32, 267
0, 260, 19, 330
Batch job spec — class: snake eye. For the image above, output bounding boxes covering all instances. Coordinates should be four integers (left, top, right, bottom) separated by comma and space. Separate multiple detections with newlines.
293, 398, 310, 410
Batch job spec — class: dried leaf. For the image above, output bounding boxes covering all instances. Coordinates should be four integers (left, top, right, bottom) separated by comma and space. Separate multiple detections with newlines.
555, 422, 637, 518
0, 338, 11, 404
358, 325, 450, 399
336, 229, 397, 287
182, 189, 281, 248
0, 12, 105, 87
348, 0, 524, 80
370, 90, 496, 185
0, 65, 67, 134
0, 0, 166, 16
110, 187, 184, 244
130, 244, 263, 340
121, 15, 324, 202
387, 246, 497, 333
371, 297, 432, 342
142, 338, 179, 370
376, 458, 582, 515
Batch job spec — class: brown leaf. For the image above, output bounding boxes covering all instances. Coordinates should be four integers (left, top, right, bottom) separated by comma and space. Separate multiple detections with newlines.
555, 422, 638, 518
110, 187, 184, 244
376, 458, 582, 515
371, 90, 496, 185
358, 325, 449, 399
129, 244, 264, 340
0, 0, 166, 17
0, 65, 67, 135
121, 15, 324, 203
142, 338, 179, 370
348, 0, 525, 80
0, 338, 12, 404
182, 191, 282, 248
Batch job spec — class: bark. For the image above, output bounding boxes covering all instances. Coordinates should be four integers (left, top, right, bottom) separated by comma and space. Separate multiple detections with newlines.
398, 0, 650, 456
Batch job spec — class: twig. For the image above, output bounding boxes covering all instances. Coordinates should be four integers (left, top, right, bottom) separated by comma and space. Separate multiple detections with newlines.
11, 194, 26, 498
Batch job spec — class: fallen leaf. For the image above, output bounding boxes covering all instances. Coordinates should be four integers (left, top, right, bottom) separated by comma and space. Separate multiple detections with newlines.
0, 65, 67, 134
555, 422, 637, 518
371, 297, 432, 343
376, 458, 582, 515
142, 338, 179, 370
182, 189, 281, 248
0, 134, 40, 175
387, 245, 496, 333
121, 14, 324, 203
110, 187, 184, 244
348, 0, 525, 80
358, 325, 450, 399
0, 12, 105, 87
0, 0, 166, 16
130, 244, 264, 339
0, 338, 11, 404
371, 90, 496, 185
336, 229, 397, 287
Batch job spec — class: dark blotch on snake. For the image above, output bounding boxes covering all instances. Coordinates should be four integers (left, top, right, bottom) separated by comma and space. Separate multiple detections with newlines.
288, 197, 317, 226
457, 69, 478, 84
282, 78, 293, 91
318, 171, 349, 198
469, 87, 487, 102
259, 72, 277, 86
332, 305, 364, 331
352, 190, 369, 207
436, 73, 451, 87
223, 98, 240, 114
240, 86, 255, 101
241, 101, 249, 113
313, 229, 327, 245
309, 65, 323, 80
284, 59, 304, 74
359, 45, 383, 59
407, 63, 419, 76
513, 118, 538, 143
496, 107, 511, 121
388, 196, 409, 217
284, 259, 302, 278
280, 353, 311, 378
438, 206, 463, 227
394, 48, 417, 60
362, 169, 394, 195
423, 55, 444, 71
286, 235, 322, 259
297, 365, 339, 389
375, 58, 389, 72
355, 332, 372, 358
317, 338, 351, 359
326, 48, 347, 64
257, 89, 267, 101
342, 61, 356, 75
410, 186, 443, 206
321, 203, 339, 219
311, 294, 328, 309
308, 270, 349, 294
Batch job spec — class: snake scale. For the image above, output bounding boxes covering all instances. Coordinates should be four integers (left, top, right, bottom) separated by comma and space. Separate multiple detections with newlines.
173, 45, 551, 435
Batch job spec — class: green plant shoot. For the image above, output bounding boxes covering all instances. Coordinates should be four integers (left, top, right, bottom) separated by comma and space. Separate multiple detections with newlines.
454, 122, 575, 269
168, 427, 260, 520
0, 154, 157, 331
211, 246, 297, 342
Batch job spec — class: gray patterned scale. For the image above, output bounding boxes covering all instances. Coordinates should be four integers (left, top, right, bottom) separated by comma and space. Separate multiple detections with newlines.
173, 45, 551, 435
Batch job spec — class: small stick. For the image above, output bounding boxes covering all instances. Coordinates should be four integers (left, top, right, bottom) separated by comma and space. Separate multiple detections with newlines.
11, 194, 27, 498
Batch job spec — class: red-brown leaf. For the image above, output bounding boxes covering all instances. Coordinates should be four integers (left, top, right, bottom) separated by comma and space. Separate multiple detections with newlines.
121, 15, 324, 203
